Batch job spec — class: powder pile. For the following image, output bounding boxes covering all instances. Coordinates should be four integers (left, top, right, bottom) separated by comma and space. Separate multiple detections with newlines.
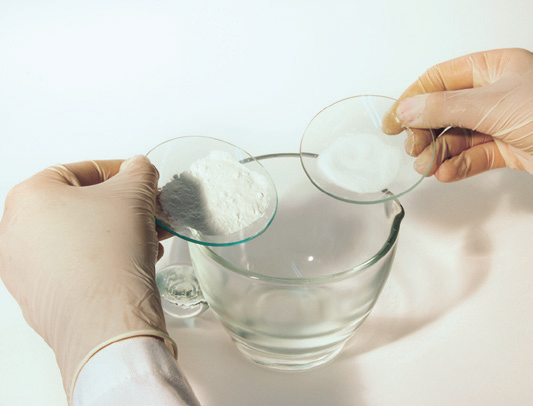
317, 133, 401, 194
159, 150, 270, 236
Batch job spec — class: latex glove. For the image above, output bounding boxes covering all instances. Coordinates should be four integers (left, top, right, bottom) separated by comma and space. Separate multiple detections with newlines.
382, 48, 533, 182
0, 155, 177, 402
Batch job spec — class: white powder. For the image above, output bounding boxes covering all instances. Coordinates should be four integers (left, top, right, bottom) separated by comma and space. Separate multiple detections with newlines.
159, 150, 270, 236
317, 133, 401, 194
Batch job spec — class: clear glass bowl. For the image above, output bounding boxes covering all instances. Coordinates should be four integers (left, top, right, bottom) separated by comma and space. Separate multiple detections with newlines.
188, 153, 404, 369
300, 95, 436, 204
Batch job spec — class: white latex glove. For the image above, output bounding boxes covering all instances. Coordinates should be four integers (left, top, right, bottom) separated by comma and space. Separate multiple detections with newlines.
0, 156, 177, 402
382, 48, 533, 181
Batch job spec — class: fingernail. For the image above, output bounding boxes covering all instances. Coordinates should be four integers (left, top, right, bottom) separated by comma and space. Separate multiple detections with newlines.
397, 94, 429, 125
381, 106, 402, 135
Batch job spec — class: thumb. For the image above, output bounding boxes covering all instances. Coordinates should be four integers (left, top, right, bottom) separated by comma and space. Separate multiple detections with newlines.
116, 155, 159, 189
118, 155, 174, 245
394, 72, 529, 140
112, 155, 163, 254
395, 87, 491, 131
106, 155, 161, 212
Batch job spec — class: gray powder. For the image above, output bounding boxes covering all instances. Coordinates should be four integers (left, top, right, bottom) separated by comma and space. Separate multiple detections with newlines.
159, 150, 270, 236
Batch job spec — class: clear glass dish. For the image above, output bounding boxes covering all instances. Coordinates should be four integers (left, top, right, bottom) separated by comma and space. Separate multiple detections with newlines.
300, 95, 437, 204
146, 136, 278, 246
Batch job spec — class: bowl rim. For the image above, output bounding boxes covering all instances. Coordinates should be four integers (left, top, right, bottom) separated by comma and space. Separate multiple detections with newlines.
195, 152, 405, 285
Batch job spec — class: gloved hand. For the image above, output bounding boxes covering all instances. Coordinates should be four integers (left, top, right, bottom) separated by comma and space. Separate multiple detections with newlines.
382, 48, 533, 182
0, 155, 177, 402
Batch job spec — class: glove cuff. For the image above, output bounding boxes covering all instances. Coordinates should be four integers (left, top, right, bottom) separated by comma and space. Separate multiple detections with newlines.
68, 330, 178, 403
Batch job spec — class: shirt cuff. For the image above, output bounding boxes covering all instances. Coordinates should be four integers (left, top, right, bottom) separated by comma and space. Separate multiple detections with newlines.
72, 336, 200, 406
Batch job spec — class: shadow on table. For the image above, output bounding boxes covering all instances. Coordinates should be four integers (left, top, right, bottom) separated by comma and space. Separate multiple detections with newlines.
340, 168, 533, 359
164, 168, 533, 405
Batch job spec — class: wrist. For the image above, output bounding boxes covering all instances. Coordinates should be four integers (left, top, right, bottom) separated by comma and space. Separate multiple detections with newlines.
68, 330, 177, 403
72, 336, 198, 406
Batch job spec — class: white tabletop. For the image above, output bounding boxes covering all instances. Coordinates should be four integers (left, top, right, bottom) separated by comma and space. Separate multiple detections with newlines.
1, 1, 532, 405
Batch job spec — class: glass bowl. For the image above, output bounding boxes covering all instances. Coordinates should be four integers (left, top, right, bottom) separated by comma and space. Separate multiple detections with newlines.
188, 153, 404, 369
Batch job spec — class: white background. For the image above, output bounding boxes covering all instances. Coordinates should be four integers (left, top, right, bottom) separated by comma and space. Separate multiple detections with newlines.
1, 1, 532, 405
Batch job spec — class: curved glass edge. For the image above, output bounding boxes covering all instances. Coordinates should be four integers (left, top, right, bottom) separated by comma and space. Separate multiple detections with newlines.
198, 153, 405, 284
155, 200, 278, 247
146, 135, 256, 160
298, 95, 439, 205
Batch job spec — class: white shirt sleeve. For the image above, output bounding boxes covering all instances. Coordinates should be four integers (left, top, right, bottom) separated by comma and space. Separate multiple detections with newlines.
72, 336, 201, 406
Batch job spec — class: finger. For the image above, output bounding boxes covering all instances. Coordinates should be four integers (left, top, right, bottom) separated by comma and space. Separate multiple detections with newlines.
433, 140, 506, 182
116, 155, 159, 187
404, 128, 434, 157
382, 49, 509, 135
44, 160, 124, 186
404, 127, 451, 159
383, 54, 479, 135
157, 242, 165, 261
157, 226, 174, 242
394, 67, 533, 136
413, 129, 494, 177
395, 86, 495, 130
